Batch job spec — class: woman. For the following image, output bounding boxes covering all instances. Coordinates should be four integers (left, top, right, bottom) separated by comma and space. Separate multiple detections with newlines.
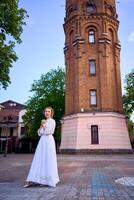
24, 107, 59, 188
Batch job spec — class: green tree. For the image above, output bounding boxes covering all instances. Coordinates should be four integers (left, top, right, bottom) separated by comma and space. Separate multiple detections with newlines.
123, 69, 134, 148
0, 0, 27, 89
123, 69, 134, 119
23, 67, 65, 143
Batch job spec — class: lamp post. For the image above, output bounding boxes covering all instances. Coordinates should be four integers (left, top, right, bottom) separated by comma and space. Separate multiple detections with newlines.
0, 105, 5, 153
4, 115, 12, 157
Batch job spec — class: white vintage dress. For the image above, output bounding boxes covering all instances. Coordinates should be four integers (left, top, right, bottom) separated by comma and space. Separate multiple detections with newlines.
26, 118, 59, 187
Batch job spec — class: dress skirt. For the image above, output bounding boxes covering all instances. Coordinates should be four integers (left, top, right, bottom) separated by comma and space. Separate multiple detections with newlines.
26, 134, 59, 187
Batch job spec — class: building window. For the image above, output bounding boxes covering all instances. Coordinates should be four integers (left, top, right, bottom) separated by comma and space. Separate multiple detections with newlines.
89, 30, 95, 43
91, 125, 99, 144
21, 127, 26, 135
9, 102, 16, 107
10, 128, 13, 137
89, 60, 96, 75
90, 90, 97, 106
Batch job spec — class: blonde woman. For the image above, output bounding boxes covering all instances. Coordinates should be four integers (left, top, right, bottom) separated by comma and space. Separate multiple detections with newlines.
24, 107, 59, 188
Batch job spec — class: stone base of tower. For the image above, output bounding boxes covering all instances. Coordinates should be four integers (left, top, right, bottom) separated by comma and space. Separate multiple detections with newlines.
60, 112, 132, 154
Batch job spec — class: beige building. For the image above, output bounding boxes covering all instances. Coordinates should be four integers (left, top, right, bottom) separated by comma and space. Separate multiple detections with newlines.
0, 100, 26, 139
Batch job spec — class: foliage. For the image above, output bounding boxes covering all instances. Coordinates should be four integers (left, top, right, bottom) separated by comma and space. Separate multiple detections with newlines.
0, 0, 27, 89
23, 67, 65, 141
123, 69, 134, 119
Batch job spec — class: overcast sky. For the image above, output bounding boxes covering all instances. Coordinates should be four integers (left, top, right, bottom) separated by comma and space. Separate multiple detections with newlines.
0, 0, 134, 104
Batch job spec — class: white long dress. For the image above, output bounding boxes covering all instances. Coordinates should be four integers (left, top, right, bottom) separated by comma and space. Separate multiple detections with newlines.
26, 118, 59, 187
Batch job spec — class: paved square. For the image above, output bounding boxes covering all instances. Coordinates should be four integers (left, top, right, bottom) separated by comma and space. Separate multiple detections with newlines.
0, 154, 134, 200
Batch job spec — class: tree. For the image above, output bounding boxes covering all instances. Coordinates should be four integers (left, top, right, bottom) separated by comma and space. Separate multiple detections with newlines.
123, 69, 134, 148
23, 67, 65, 143
123, 69, 134, 119
0, 0, 27, 89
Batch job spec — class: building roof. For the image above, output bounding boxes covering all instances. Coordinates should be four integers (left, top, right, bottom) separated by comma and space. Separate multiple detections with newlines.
0, 100, 26, 110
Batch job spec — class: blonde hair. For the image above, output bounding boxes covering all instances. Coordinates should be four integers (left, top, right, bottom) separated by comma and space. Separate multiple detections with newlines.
44, 107, 54, 118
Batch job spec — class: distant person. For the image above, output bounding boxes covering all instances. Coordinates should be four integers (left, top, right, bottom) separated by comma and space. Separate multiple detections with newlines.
23, 107, 59, 188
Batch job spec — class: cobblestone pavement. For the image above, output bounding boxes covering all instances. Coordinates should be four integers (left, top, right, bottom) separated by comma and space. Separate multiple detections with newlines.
0, 154, 134, 200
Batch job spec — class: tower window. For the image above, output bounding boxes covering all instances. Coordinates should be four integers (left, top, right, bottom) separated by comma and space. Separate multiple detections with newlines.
90, 90, 97, 106
86, 4, 96, 14
89, 60, 96, 75
91, 125, 99, 144
69, 30, 74, 44
89, 30, 95, 43
68, 7, 74, 16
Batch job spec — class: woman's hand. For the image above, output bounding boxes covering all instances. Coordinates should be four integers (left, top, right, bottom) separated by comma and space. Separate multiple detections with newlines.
42, 124, 46, 129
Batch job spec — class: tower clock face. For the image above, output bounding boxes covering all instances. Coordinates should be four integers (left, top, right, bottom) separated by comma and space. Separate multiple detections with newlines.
86, 4, 96, 14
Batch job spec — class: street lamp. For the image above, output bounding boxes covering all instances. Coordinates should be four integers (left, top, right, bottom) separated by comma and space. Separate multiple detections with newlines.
0, 105, 5, 153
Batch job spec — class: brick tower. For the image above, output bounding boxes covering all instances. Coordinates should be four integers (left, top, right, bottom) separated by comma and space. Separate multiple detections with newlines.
60, 0, 132, 153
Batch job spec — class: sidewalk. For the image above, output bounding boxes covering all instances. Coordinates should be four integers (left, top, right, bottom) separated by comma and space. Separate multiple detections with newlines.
0, 154, 134, 200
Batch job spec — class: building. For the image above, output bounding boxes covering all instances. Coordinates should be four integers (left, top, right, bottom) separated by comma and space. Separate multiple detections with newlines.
0, 100, 26, 140
60, 0, 132, 153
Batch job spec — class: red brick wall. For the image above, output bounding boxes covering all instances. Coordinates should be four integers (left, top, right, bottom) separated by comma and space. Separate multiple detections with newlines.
64, 0, 123, 114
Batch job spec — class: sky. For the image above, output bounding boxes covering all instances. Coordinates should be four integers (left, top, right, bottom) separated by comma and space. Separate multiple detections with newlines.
0, 0, 134, 105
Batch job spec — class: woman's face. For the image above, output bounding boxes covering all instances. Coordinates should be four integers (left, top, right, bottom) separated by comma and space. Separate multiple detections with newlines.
44, 108, 51, 119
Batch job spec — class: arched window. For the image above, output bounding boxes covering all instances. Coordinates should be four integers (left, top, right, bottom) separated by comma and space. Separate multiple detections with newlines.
86, 3, 97, 14
67, 7, 74, 16
69, 30, 74, 44
89, 60, 96, 76
107, 6, 115, 17
109, 28, 114, 44
89, 30, 95, 43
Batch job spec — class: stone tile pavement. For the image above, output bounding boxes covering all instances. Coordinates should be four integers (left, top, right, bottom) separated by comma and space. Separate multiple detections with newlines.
0, 154, 134, 200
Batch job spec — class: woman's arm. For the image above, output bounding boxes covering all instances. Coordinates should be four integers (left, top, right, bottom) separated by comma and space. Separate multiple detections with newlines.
38, 128, 43, 136
42, 119, 56, 135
